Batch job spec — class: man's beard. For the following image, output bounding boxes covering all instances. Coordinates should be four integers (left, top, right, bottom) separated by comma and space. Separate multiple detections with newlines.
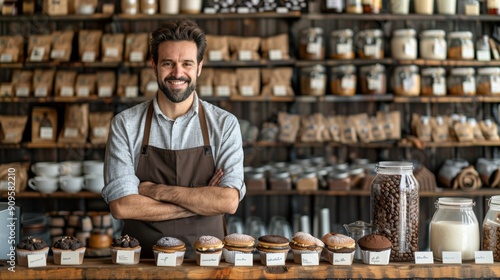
158, 76, 196, 103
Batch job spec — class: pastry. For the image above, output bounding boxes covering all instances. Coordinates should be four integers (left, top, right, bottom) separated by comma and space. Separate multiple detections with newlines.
194, 235, 223, 265
321, 232, 355, 264
222, 233, 255, 263
357, 234, 392, 265
289, 232, 324, 264
256, 234, 290, 265
153, 237, 186, 266
110, 234, 141, 265
16, 236, 49, 267
51, 236, 86, 265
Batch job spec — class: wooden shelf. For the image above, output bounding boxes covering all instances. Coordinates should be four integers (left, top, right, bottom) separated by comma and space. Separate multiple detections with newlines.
0, 191, 102, 199
302, 13, 500, 22
295, 94, 394, 103
399, 59, 500, 67
24, 142, 107, 149
0, 13, 112, 22
2, 258, 500, 280
399, 139, 500, 148
113, 11, 302, 21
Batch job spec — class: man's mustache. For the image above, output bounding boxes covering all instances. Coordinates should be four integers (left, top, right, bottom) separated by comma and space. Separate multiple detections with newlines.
164, 76, 191, 83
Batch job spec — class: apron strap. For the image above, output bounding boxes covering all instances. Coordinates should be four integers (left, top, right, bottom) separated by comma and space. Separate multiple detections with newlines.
198, 101, 211, 149
141, 101, 154, 154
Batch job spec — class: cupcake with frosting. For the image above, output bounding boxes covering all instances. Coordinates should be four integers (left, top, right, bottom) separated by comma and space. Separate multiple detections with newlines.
16, 236, 49, 267
110, 234, 141, 265
52, 236, 86, 265
153, 237, 186, 266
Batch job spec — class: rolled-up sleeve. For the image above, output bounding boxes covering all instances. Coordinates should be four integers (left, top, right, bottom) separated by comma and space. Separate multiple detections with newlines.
102, 113, 141, 204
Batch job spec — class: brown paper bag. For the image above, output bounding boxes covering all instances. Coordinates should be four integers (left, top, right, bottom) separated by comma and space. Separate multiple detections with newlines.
197, 68, 214, 97
117, 73, 139, 97
58, 104, 89, 144
0, 36, 24, 63
229, 36, 261, 61
0, 115, 28, 144
31, 107, 58, 143
54, 70, 77, 97
102, 33, 125, 62
278, 112, 300, 143
79, 30, 102, 62
213, 69, 236, 97
141, 68, 158, 97
205, 35, 230, 61
96, 71, 116, 98
75, 74, 97, 97
0, 162, 30, 193
51, 31, 74, 62
89, 112, 114, 144
235, 68, 260, 97
28, 35, 52, 62
261, 33, 290, 60
124, 33, 149, 62
261, 68, 294, 97
33, 69, 55, 98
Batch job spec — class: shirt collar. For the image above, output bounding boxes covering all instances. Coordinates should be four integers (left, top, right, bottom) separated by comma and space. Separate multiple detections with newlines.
152, 92, 199, 121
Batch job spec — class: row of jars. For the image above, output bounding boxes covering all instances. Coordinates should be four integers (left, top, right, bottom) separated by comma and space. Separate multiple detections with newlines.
244, 159, 374, 191
321, 0, 500, 15
300, 64, 500, 96
301, 27, 491, 61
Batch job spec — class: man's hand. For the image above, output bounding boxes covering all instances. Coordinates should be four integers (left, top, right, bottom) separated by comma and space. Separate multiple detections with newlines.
138, 181, 160, 200
208, 169, 223, 186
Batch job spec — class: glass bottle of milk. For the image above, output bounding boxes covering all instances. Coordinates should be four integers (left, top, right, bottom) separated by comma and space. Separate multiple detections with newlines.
430, 197, 480, 261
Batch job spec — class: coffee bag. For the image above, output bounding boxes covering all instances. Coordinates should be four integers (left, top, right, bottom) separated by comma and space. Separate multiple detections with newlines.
235, 68, 260, 97
0, 115, 28, 144
261, 68, 294, 97
75, 74, 97, 97
213, 69, 236, 97
0, 36, 24, 63
31, 107, 58, 143
197, 68, 214, 97
58, 103, 89, 144
205, 35, 230, 61
117, 73, 139, 98
124, 33, 149, 62
96, 71, 116, 98
51, 31, 74, 62
89, 112, 113, 144
261, 33, 290, 60
102, 33, 125, 62
28, 34, 52, 62
79, 30, 102, 62
141, 68, 158, 97
229, 36, 261, 61
54, 70, 77, 97
33, 69, 55, 98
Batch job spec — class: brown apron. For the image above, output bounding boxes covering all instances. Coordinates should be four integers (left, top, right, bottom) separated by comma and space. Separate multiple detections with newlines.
121, 101, 225, 259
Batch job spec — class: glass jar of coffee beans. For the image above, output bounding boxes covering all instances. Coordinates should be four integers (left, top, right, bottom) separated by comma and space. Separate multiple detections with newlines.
483, 195, 500, 261
370, 161, 419, 261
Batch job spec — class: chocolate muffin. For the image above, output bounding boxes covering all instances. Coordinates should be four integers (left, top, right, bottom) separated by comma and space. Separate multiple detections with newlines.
110, 234, 142, 265
52, 236, 86, 265
16, 236, 50, 267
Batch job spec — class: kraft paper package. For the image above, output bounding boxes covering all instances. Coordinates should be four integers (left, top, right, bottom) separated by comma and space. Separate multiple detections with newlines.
75, 74, 97, 97
0, 36, 24, 63
51, 30, 74, 62
102, 33, 125, 62
0, 115, 28, 144
141, 68, 158, 97
31, 107, 58, 143
260, 33, 290, 60
33, 69, 55, 98
205, 35, 230, 61
0, 162, 29, 192
213, 69, 237, 97
11, 70, 33, 97
229, 36, 261, 61
197, 68, 214, 97
124, 33, 149, 62
261, 68, 294, 97
58, 103, 89, 144
278, 112, 300, 143
54, 70, 77, 97
235, 68, 260, 97
117, 73, 139, 98
79, 30, 102, 62
96, 71, 116, 98
28, 34, 53, 62
89, 112, 114, 144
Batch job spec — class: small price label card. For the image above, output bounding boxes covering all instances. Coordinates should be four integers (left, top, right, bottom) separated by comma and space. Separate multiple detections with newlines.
116, 250, 135, 264
414, 251, 434, 264
474, 251, 494, 264
332, 252, 354, 266
30, 47, 45, 62
199, 85, 213, 97
301, 253, 319, 266
34, 87, 48, 97
234, 253, 253, 266
199, 253, 221, 266
77, 87, 90, 97
27, 254, 47, 267
61, 251, 80, 265
442, 251, 462, 264
98, 86, 112, 97
367, 251, 390, 265
15, 86, 29, 97
266, 252, 286, 266
50, 49, 66, 60
0, 53, 13, 62
105, 48, 119, 58
146, 82, 158, 92
156, 253, 176, 266
125, 86, 139, 98
60, 86, 74, 97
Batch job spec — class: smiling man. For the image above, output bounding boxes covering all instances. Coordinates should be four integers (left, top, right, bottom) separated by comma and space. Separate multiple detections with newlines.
102, 19, 246, 259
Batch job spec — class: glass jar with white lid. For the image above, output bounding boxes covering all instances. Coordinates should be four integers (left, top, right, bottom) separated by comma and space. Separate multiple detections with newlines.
392, 65, 420, 96
448, 67, 476, 96
477, 67, 500, 95
420, 30, 447, 60
421, 67, 447, 96
391, 29, 417, 60
447, 31, 475, 60
430, 197, 480, 261
357, 29, 384, 59
330, 64, 357, 96
330, 29, 354, 59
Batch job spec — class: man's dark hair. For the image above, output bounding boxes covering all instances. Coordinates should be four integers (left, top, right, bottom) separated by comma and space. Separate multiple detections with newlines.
150, 19, 206, 64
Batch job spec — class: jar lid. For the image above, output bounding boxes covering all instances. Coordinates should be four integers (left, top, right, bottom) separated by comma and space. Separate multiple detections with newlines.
447, 31, 473, 39
450, 67, 475, 76
331, 64, 356, 74
302, 27, 324, 35
376, 161, 413, 172
420, 29, 446, 38
360, 63, 385, 73
331, 28, 354, 38
358, 29, 383, 38
393, 29, 416, 37
437, 197, 473, 206
270, 169, 290, 179
489, 195, 500, 205
349, 166, 364, 175
332, 162, 349, 170
302, 64, 326, 73
477, 67, 500, 76
245, 171, 265, 180
298, 171, 317, 179
421, 67, 446, 76
330, 170, 350, 179
395, 65, 419, 73
353, 158, 370, 165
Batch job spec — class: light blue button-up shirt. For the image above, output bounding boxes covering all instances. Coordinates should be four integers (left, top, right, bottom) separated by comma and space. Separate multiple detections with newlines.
102, 93, 246, 204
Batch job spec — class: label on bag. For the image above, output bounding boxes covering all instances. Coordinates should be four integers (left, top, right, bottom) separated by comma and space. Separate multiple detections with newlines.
30, 47, 45, 62
82, 51, 96, 62
273, 85, 287, 96
266, 252, 286, 266
238, 50, 252, 61
98, 86, 112, 97
61, 251, 80, 265
34, 87, 48, 97
93, 127, 107, 138
240, 86, 254, 96
156, 253, 176, 266
301, 253, 319, 266
64, 128, 78, 138
0, 53, 13, 62
199, 85, 213, 96
130, 51, 144, 62
216, 86, 230, 97
15, 87, 29, 97
234, 253, 253, 266
209, 50, 223, 61
269, 49, 283, 60
116, 250, 135, 264
27, 254, 47, 267
474, 251, 494, 264
105, 47, 119, 58
146, 82, 158, 92
125, 86, 139, 98
77, 87, 90, 97
60, 86, 74, 97
50, 49, 66, 60
442, 251, 462, 264
40, 127, 53, 139
414, 251, 434, 264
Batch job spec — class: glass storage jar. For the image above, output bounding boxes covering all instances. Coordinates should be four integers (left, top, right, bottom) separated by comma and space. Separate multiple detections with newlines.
419, 30, 447, 60
357, 29, 384, 59
362, 0, 382, 13
295, 171, 318, 191
346, 0, 363, 13
483, 195, 500, 261
321, 0, 344, 13
458, 0, 480, 14
448, 67, 476, 96
447, 31, 474, 60
414, 0, 435, 14
244, 169, 267, 191
488, 0, 500, 14
370, 161, 419, 261
437, 0, 457, 14
421, 67, 447, 96
269, 169, 292, 191
360, 64, 386, 94
430, 197, 480, 261
477, 67, 500, 95
140, 0, 157, 14
300, 64, 326, 96
330, 29, 354, 59
122, 0, 139, 14
392, 65, 420, 96
330, 64, 357, 96
476, 35, 491, 61
391, 29, 417, 60
299, 27, 325, 60
328, 170, 351, 190
390, 0, 410, 14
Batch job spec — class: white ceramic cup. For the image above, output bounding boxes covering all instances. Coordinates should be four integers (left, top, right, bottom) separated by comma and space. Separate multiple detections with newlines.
59, 161, 83, 176
83, 160, 104, 175
59, 176, 84, 193
28, 176, 59, 194
84, 175, 105, 193
31, 162, 60, 178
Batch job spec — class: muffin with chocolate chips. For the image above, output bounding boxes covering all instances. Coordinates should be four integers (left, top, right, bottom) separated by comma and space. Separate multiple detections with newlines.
16, 236, 50, 267
110, 234, 141, 264
52, 236, 86, 265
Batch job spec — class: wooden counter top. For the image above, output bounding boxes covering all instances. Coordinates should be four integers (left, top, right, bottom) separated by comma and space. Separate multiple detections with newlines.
1, 258, 500, 279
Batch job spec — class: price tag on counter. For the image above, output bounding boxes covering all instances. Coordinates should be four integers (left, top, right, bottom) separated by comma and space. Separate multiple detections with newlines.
60, 251, 80, 265
301, 253, 319, 266
442, 251, 462, 264
116, 250, 135, 264
474, 251, 494, 264
156, 253, 176, 266
414, 251, 434, 264
199, 253, 221, 266
27, 254, 47, 267
265, 252, 286, 266
234, 253, 253, 266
